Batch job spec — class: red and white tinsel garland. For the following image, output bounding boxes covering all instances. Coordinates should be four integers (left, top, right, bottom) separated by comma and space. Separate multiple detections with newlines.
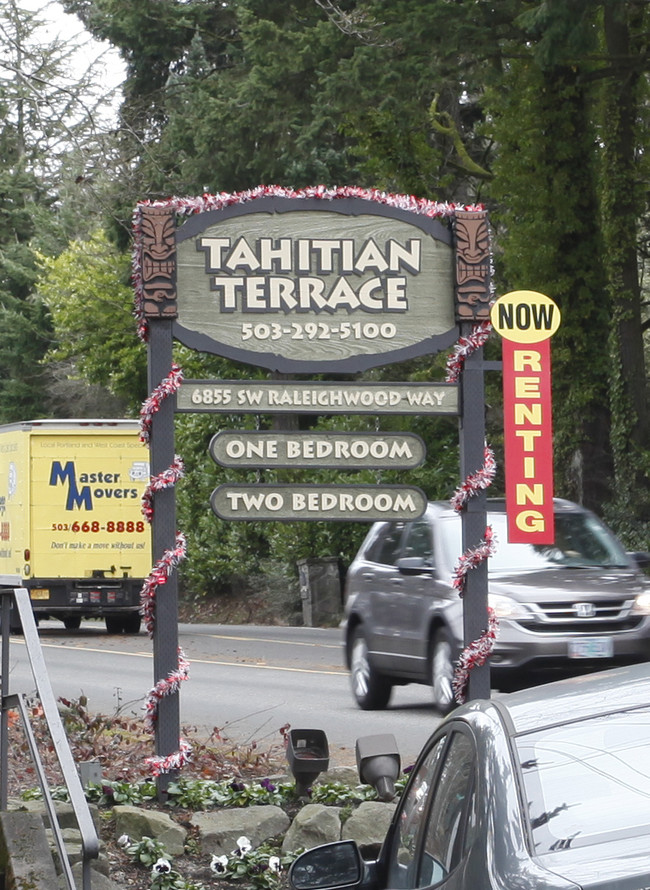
139, 364, 184, 444
142, 457, 185, 524
138, 361, 191, 774
445, 320, 492, 383
138, 528, 190, 773
451, 525, 497, 595
452, 607, 499, 705
450, 445, 496, 513
144, 648, 191, 733
448, 334, 500, 701
139, 532, 188, 638
132, 184, 484, 340
145, 739, 194, 778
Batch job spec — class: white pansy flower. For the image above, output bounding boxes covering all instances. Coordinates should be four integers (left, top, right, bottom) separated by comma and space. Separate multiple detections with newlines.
117, 834, 130, 848
210, 854, 229, 875
235, 836, 252, 857
152, 858, 172, 874
268, 855, 281, 873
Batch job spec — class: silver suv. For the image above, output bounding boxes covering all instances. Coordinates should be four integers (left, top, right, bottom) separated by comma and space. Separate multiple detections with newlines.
343, 498, 650, 713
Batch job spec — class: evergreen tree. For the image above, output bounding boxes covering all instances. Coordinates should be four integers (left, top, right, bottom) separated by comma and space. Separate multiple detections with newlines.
56, 0, 650, 579
0, 0, 121, 421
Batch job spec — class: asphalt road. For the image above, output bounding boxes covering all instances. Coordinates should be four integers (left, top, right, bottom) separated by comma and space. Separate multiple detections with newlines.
5, 620, 443, 766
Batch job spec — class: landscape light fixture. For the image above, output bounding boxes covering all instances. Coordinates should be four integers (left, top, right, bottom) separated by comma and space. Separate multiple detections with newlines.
355, 733, 401, 802
286, 729, 329, 797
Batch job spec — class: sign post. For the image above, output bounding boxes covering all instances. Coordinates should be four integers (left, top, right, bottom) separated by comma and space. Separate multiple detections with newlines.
134, 188, 495, 791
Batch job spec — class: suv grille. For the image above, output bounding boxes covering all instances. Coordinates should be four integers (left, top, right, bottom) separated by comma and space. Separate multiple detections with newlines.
517, 599, 642, 634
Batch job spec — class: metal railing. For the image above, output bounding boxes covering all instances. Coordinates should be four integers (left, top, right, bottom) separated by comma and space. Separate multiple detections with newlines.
0, 577, 99, 890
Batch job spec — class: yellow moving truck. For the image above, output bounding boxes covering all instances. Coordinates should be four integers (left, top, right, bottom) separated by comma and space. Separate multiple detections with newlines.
0, 419, 152, 633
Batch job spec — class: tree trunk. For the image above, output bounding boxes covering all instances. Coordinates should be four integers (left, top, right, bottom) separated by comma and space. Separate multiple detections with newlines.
601, 2, 649, 518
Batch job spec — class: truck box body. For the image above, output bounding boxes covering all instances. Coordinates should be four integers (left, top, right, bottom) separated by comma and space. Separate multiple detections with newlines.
0, 419, 151, 632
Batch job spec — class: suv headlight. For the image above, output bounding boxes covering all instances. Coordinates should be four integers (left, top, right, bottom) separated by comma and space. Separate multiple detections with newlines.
488, 594, 531, 619
633, 592, 650, 614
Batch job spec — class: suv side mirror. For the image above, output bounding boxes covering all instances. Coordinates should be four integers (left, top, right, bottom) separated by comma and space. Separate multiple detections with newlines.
629, 552, 650, 570
396, 556, 434, 576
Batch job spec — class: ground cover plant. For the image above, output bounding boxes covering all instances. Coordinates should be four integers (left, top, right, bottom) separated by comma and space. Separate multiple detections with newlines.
7, 695, 404, 889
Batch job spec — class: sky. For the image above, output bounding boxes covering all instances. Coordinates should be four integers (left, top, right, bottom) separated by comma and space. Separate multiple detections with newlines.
23, 0, 126, 114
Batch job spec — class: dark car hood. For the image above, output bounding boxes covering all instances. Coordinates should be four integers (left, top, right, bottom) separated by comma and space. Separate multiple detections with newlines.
488, 567, 647, 603
538, 837, 650, 890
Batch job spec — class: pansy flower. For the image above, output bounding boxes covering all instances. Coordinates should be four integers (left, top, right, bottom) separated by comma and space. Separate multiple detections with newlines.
210, 854, 229, 875
152, 858, 172, 874
234, 836, 252, 857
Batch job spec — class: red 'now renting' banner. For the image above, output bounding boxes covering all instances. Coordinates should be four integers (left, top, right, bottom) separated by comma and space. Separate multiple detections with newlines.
491, 291, 561, 545
501, 337, 555, 543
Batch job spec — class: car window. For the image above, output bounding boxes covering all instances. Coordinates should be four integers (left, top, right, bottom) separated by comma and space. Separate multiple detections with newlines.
387, 735, 447, 888
402, 519, 434, 564
437, 510, 630, 575
421, 732, 475, 883
516, 705, 650, 853
386, 731, 475, 889
367, 522, 406, 566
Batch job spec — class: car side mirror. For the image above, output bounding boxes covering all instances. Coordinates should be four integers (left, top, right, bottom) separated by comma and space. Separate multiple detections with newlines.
629, 551, 650, 570
289, 840, 363, 890
396, 556, 434, 575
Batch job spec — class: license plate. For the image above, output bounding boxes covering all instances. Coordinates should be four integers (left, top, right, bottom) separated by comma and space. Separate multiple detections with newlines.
569, 638, 613, 659
30, 588, 50, 601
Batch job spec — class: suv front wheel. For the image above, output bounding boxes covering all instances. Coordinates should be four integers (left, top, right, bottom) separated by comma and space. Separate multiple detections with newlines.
350, 626, 393, 710
430, 628, 456, 715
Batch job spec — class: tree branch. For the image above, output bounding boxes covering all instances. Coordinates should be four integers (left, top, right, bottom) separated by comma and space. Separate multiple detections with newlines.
429, 94, 492, 180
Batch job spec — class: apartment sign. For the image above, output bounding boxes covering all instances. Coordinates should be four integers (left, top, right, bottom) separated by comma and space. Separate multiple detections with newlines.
177, 380, 458, 415
174, 197, 457, 372
211, 484, 428, 522
210, 431, 426, 470
491, 290, 560, 544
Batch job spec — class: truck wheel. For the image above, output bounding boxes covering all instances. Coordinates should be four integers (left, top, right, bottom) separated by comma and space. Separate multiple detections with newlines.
350, 626, 392, 710
123, 613, 142, 634
105, 615, 123, 634
63, 616, 82, 631
430, 628, 456, 715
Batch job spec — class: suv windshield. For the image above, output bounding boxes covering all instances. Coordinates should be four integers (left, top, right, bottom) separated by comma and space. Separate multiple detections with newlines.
516, 706, 650, 853
438, 510, 630, 575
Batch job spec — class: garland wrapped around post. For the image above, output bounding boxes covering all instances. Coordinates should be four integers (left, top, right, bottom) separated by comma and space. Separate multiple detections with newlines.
138, 364, 192, 775
446, 326, 499, 704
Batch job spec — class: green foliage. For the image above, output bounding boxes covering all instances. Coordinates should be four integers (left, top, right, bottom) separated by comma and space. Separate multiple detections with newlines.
36, 230, 147, 414
81, 773, 399, 810
212, 841, 292, 890
488, 56, 613, 510
166, 776, 296, 809
0, 163, 53, 422
7, 0, 646, 568
127, 836, 169, 867
0, 0, 128, 419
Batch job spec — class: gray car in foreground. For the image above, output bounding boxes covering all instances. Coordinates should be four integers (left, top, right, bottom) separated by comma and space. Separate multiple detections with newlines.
290, 663, 650, 890
344, 498, 650, 713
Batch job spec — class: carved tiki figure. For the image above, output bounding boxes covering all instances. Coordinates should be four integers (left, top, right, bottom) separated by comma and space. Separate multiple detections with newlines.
141, 206, 177, 318
454, 210, 491, 321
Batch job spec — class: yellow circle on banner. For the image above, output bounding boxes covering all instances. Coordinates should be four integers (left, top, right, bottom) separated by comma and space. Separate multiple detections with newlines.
490, 291, 561, 343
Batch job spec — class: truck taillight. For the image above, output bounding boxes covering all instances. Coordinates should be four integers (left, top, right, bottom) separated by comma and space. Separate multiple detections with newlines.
24, 549, 30, 561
